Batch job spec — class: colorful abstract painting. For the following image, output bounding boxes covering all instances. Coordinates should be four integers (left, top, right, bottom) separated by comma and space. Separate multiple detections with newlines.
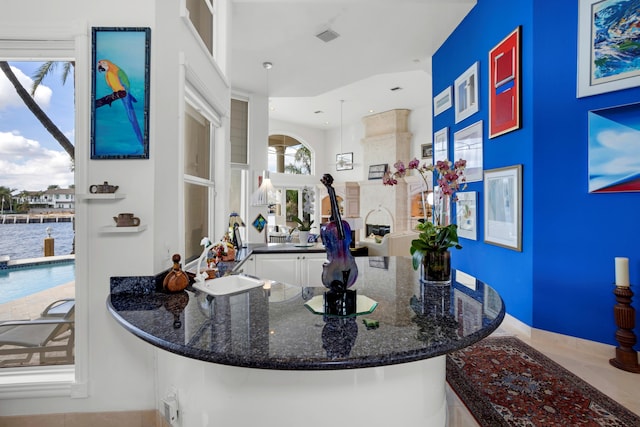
489, 27, 521, 138
590, 0, 640, 85
588, 102, 640, 193
578, 0, 640, 97
91, 27, 150, 159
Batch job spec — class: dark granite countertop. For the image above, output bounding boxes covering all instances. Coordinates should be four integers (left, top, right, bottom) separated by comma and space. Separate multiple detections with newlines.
107, 256, 504, 370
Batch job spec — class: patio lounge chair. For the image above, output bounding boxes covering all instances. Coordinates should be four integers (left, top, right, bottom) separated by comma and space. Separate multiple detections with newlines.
0, 298, 75, 366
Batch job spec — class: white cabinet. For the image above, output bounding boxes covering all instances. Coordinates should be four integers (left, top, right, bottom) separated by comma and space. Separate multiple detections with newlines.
239, 255, 256, 276
254, 252, 326, 287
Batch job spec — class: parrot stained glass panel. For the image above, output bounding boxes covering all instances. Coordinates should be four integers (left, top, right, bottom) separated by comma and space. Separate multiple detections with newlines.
91, 27, 151, 159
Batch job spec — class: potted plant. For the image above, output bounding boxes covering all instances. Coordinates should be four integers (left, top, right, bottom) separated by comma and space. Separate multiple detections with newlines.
383, 158, 467, 283
292, 215, 314, 245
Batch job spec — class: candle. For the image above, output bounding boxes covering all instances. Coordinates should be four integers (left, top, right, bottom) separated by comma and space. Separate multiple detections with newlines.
614, 257, 630, 287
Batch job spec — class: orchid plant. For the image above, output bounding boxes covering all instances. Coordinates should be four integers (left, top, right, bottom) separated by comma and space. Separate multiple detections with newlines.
383, 157, 467, 269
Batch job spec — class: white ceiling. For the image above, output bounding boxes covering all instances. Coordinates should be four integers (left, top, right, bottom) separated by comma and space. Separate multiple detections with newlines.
230, 0, 476, 129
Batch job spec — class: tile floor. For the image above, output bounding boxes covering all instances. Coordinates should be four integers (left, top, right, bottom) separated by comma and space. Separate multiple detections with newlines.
446, 318, 640, 426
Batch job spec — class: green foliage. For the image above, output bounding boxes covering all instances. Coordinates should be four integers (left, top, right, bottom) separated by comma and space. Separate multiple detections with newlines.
409, 222, 462, 270
291, 216, 314, 231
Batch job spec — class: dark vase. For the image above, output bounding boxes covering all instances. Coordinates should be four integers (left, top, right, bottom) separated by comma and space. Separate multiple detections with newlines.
421, 250, 452, 285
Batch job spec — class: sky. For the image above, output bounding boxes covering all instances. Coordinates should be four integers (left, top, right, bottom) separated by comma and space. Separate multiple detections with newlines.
0, 61, 75, 193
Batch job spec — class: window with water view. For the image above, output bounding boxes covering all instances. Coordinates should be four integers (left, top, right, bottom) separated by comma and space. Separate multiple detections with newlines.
0, 60, 75, 368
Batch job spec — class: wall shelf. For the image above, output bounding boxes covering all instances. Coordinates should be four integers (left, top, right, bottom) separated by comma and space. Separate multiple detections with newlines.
77, 193, 126, 200
100, 224, 147, 233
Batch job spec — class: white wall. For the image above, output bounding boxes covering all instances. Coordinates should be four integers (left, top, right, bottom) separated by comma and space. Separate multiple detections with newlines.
0, 0, 231, 416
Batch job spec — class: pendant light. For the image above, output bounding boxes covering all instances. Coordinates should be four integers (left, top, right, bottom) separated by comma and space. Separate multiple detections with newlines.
251, 61, 275, 206
336, 99, 353, 169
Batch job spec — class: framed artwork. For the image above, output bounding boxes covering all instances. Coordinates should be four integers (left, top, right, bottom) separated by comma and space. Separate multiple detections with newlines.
336, 152, 353, 171
433, 86, 452, 116
489, 26, 521, 138
368, 164, 388, 180
454, 120, 483, 182
456, 191, 477, 241
454, 61, 479, 123
578, 0, 640, 97
421, 143, 433, 159
433, 186, 450, 226
368, 257, 389, 269
433, 127, 448, 164
484, 165, 522, 251
588, 102, 640, 193
91, 27, 151, 159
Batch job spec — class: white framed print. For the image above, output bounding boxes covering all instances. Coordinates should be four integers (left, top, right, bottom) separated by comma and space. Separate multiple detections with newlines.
484, 165, 522, 251
456, 191, 477, 241
433, 86, 452, 116
433, 127, 448, 165
454, 61, 479, 123
454, 120, 483, 183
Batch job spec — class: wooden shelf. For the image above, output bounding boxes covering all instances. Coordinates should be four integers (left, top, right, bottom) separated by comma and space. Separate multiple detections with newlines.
100, 224, 147, 233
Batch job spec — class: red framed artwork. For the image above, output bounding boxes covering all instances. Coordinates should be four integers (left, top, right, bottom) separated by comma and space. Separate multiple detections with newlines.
489, 26, 521, 139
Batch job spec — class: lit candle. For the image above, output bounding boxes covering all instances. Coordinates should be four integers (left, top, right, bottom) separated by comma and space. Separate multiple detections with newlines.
614, 257, 630, 287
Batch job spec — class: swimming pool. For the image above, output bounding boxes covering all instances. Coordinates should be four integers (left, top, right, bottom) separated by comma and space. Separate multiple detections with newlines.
0, 259, 75, 305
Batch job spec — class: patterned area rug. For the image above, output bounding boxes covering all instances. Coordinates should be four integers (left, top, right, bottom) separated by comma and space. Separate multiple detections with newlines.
446, 337, 640, 426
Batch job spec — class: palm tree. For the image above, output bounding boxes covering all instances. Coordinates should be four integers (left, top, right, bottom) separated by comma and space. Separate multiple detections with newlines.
0, 61, 74, 159
284, 145, 311, 175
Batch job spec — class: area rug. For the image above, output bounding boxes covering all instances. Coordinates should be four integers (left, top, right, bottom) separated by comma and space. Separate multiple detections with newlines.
446, 336, 640, 426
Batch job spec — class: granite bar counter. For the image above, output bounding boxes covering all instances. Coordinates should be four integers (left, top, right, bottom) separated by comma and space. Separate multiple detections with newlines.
108, 256, 503, 370
107, 256, 504, 426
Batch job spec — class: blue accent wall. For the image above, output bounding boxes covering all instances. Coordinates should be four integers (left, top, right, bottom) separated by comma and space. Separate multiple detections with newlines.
434, 0, 640, 345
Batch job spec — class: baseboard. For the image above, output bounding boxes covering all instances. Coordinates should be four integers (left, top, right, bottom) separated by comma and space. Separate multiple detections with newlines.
0, 409, 160, 427
499, 313, 616, 361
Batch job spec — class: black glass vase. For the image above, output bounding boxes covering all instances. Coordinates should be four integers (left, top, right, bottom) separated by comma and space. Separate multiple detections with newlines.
421, 250, 452, 285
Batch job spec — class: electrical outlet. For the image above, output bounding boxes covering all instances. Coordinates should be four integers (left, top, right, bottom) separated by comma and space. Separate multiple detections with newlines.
162, 388, 179, 426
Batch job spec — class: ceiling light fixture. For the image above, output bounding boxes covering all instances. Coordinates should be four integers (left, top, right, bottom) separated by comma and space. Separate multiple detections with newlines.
252, 62, 276, 207
336, 99, 352, 169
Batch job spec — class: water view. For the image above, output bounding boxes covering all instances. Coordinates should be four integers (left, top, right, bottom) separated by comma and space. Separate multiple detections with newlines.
0, 222, 74, 260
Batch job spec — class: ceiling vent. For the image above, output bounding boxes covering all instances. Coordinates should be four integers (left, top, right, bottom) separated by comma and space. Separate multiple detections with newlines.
316, 29, 340, 43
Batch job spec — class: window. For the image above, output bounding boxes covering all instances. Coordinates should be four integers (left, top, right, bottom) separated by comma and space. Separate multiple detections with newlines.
0, 60, 75, 371
184, 102, 215, 262
268, 135, 312, 175
230, 98, 248, 164
186, 0, 214, 55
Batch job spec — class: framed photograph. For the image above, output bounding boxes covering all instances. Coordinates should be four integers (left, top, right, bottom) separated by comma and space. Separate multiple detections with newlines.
433, 127, 448, 164
421, 143, 433, 159
91, 27, 151, 159
456, 191, 477, 241
578, 0, 640, 97
454, 120, 483, 182
454, 61, 479, 123
433, 86, 452, 116
336, 152, 353, 171
489, 26, 521, 138
484, 165, 522, 251
588, 102, 640, 193
368, 164, 388, 180
368, 257, 389, 269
